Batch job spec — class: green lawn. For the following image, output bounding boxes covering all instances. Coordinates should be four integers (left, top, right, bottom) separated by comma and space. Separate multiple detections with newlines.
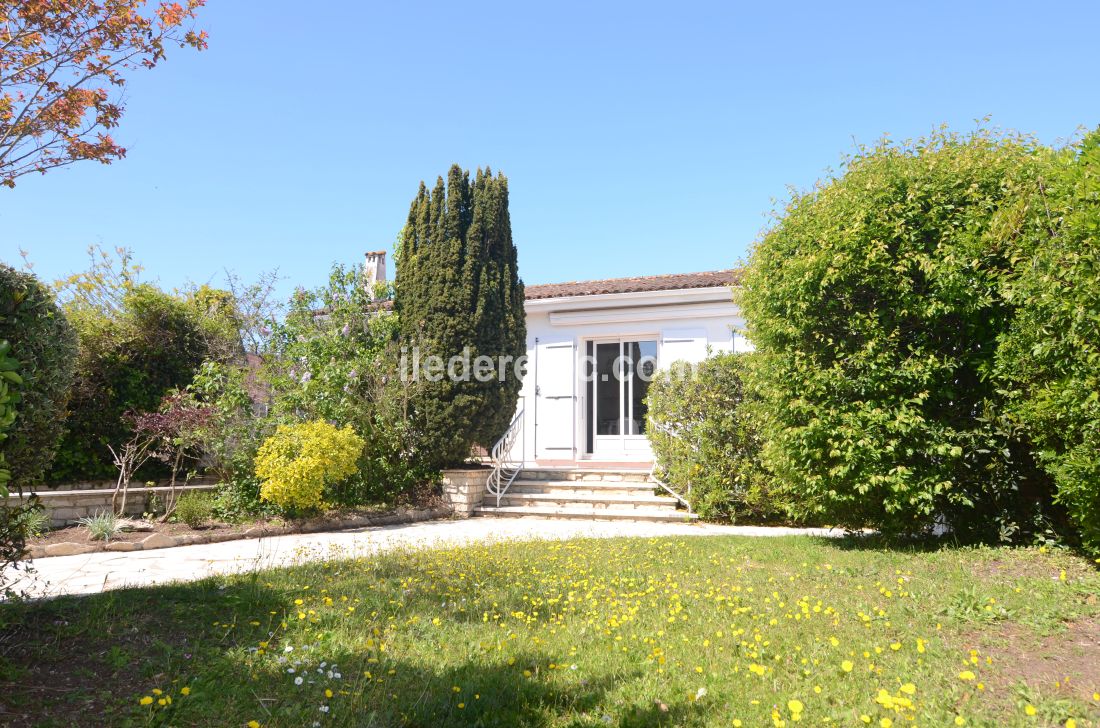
3, 536, 1099, 727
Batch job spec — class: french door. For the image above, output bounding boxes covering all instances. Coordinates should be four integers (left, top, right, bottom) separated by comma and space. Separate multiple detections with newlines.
585, 338, 658, 456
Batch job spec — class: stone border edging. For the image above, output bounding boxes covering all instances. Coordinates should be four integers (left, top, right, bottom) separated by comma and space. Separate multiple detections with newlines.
24, 505, 454, 560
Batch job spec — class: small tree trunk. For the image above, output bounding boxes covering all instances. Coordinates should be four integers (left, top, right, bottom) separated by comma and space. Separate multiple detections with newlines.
159, 450, 183, 522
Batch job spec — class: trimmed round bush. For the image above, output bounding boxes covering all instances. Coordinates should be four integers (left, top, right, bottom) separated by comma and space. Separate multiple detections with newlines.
740, 128, 1056, 538
0, 266, 78, 487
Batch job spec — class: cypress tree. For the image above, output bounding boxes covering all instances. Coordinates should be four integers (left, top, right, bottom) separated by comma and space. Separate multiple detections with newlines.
395, 165, 526, 467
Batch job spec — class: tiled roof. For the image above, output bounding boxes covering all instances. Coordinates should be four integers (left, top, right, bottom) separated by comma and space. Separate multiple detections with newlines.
523, 269, 740, 301
361, 269, 740, 310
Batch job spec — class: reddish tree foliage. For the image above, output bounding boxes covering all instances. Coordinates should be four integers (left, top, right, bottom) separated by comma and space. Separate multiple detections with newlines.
111, 391, 213, 517
0, 0, 208, 188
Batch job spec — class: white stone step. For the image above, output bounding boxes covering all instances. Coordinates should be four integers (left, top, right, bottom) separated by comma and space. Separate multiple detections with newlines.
496, 491, 678, 510
507, 480, 657, 496
472, 505, 698, 522
518, 469, 652, 483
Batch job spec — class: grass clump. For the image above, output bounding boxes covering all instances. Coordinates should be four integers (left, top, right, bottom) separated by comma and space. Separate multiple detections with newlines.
16, 507, 50, 538
77, 510, 118, 541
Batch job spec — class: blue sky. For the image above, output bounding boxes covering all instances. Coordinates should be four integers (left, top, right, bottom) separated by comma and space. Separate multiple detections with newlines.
3, 1, 1098, 300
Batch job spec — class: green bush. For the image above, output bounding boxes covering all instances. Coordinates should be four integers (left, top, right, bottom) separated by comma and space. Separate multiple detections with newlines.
997, 129, 1100, 553
0, 265, 78, 487
188, 360, 277, 520
740, 127, 1057, 539
174, 490, 216, 528
646, 353, 784, 521
0, 339, 19, 495
190, 361, 268, 482
0, 339, 29, 597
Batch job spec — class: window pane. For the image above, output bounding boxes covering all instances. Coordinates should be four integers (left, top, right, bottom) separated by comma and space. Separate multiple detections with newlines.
595, 342, 621, 435
628, 340, 658, 435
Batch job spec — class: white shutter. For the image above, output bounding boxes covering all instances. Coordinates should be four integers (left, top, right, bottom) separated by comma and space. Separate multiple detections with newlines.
661, 328, 707, 364
535, 338, 576, 459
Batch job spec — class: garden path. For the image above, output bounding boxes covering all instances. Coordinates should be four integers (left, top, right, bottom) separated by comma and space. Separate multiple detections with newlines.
10, 517, 839, 599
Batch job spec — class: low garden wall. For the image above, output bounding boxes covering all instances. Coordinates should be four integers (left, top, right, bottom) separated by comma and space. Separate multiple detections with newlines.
11, 483, 219, 527
441, 468, 487, 517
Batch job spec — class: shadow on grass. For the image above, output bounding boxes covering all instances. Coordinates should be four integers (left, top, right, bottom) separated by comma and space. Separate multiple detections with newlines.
0, 568, 685, 728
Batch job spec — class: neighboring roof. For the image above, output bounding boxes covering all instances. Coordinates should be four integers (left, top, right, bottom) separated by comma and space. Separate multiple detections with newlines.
523, 269, 740, 301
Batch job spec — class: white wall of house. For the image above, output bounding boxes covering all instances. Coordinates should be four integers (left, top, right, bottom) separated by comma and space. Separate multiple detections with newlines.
508, 286, 749, 465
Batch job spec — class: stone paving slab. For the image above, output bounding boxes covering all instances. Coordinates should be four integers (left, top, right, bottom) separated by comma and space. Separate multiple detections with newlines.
6, 517, 842, 600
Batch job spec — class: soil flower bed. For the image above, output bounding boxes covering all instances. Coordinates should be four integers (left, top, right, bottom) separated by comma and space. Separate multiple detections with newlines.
1, 536, 1098, 727
24, 504, 451, 559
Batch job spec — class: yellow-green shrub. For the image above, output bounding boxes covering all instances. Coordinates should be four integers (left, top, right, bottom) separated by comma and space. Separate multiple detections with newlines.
254, 421, 364, 511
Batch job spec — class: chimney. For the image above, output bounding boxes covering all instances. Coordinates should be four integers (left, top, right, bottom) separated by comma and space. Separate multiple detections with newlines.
364, 250, 387, 299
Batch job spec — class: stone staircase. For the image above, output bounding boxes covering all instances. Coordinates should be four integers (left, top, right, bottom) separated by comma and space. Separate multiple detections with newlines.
473, 468, 697, 522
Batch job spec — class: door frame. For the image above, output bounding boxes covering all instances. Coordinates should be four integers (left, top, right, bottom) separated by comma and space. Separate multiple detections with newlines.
581, 334, 658, 460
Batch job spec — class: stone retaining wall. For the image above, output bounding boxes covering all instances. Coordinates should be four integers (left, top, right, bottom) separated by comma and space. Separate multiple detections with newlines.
13, 476, 218, 492
11, 484, 219, 527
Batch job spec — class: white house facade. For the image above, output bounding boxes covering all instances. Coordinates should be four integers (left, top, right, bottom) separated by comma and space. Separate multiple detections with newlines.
512, 269, 750, 467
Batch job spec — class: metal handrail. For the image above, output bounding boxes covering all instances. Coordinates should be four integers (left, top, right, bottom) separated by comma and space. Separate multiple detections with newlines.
647, 419, 693, 513
486, 405, 524, 507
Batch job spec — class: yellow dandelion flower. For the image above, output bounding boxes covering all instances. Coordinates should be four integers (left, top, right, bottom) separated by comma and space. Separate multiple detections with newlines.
841, 660, 854, 673
1065, 720, 1076, 728
788, 699, 804, 714
1024, 704, 1036, 716
958, 671, 976, 681
180, 687, 191, 696
139, 696, 153, 706
954, 717, 966, 726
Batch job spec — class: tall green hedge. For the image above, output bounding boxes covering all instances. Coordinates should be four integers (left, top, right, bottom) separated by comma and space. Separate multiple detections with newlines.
50, 284, 214, 482
997, 129, 1100, 552
740, 128, 1057, 539
0, 266, 78, 487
